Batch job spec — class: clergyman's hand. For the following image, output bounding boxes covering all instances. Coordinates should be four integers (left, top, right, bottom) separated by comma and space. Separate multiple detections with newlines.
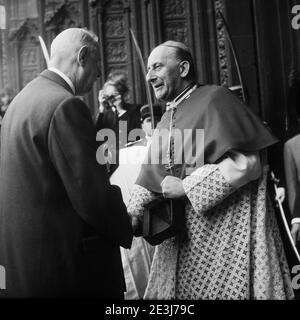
161, 176, 185, 199
291, 223, 300, 245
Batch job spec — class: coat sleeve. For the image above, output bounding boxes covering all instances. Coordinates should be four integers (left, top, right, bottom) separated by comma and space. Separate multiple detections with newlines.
284, 142, 298, 217
127, 184, 155, 236
48, 97, 133, 248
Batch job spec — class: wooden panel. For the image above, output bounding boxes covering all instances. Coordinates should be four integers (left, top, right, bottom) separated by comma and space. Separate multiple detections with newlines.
4, 0, 42, 91
7, 19, 42, 91
142, 0, 218, 86
19, 42, 40, 88
89, 0, 142, 108
161, 0, 188, 45
44, 0, 83, 44
219, 0, 260, 115
252, 0, 293, 131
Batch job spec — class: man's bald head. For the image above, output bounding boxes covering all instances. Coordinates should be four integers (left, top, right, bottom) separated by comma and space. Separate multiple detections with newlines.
158, 40, 190, 53
155, 41, 196, 82
50, 28, 98, 62
49, 28, 100, 95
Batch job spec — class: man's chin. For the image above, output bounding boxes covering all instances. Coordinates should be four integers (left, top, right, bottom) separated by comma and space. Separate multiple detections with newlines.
154, 93, 166, 101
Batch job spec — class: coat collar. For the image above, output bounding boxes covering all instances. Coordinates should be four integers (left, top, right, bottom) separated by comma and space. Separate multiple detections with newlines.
39, 69, 74, 95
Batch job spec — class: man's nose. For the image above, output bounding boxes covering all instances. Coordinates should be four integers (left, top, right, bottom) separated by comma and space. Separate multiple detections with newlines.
146, 69, 156, 83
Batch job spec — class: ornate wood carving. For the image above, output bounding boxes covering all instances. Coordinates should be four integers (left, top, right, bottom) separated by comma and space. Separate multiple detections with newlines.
214, 0, 231, 86
160, 0, 188, 45
102, 8, 128, 71
91, 0, 135, 103
164, 21, 188, 44
45, 0, 81, 44
6, 16, 41, 89
44, 0, 66, 25
106, 65, 128, 78
8, 18, 38, 42
106, 41, 128, 63
18, 20, 40, 88
104, 15, 126, 37
0, 30, 8, 89
162, 0, 186, 18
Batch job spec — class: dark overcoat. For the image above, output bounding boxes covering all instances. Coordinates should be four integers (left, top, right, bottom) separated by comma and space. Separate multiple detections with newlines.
284, 134, 300, 218
0, 70, 132, 298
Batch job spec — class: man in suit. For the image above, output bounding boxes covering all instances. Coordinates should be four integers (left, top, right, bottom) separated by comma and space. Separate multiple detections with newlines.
0, 28, 132, 298
284, 134, 300, 244
96, 72, 141, 175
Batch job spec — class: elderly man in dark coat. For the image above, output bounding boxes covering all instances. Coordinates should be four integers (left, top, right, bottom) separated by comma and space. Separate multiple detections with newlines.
0, 28, 132, 298
284, 134, 300, 244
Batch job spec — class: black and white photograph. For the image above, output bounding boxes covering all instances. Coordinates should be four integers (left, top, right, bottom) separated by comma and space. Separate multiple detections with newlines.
0, 0, 299, 313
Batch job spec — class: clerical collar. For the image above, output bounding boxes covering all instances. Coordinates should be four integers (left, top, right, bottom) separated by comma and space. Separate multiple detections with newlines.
167, 83, 198, 110
174, 83, 196, 102
48, 67, 75, 94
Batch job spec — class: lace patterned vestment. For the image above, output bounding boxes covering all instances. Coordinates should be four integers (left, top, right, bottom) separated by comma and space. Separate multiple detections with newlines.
128, 163, 294, 300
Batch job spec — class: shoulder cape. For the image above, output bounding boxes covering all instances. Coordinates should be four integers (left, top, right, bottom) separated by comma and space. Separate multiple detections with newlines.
136, 85, 278, 193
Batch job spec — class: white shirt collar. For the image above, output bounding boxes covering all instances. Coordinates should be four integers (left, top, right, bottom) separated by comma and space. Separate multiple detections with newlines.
48, 67, 75, 94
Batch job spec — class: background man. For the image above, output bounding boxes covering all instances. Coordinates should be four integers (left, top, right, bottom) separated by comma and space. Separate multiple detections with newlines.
0, 28, 132, 298
128, 41, 294, 299
96, 72, 141, 175
110, 104, 162, 204
284, 134, 300, 244
110, 104, 162, 299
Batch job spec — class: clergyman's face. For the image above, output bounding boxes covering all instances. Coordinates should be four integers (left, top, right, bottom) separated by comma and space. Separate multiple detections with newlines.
146, 46, 183, 102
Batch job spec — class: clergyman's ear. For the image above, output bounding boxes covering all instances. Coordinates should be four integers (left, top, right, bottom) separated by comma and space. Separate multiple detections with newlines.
179, 60, 190, 78
77, 45, 88, 66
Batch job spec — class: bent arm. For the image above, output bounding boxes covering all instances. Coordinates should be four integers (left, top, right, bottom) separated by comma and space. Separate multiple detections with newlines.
48, 97, 132, 248
182, 150, 261, 214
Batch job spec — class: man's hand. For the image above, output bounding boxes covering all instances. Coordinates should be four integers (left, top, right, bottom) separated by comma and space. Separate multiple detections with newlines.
131, 216, 143, 236
291, 223, 300, 245
112, 94, 122, 110
161, 176, 185, 199
275, 187, 285, 204
98, 90, 107, 113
